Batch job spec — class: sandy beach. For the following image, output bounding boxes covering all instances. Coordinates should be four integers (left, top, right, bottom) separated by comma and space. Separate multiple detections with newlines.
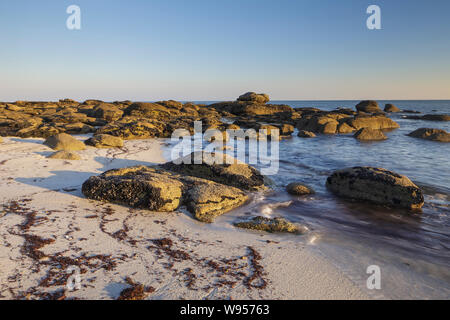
0, 136, 369, 300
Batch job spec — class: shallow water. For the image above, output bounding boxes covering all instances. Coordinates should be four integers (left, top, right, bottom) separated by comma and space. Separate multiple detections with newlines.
178, 100, 450, 299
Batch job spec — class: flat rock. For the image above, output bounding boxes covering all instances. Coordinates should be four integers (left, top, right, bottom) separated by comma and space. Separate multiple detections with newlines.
408, 128, 450, 142
85, 134, 124, 148
354, 128, 387, 141
43, 133, 86, 151
234, 216, 302, 234
47, 151, 81, 160
326, 167, 424, 209
346, 115, 400, 130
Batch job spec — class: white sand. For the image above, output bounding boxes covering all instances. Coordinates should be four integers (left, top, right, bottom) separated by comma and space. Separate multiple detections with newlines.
0, 136, 369, 300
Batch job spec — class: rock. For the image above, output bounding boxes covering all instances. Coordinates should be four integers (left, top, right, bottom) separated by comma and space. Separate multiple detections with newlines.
156, 100, 183, 109
286, 183, 314, 195
161, 152, 266, 191
297, 130, 316, 138
239, 104, 293, 116
123, 102, 170, 117
279, 124, 294, 136
85, 134, 124, 148
337, 122, 356, 134
296, 116, 340, 134
92, 104, 124, 121
346, 115, 400, 130
354, 128, 387, 141
420, 114, 450, 121
237, 92, 270, 104
408, 128, 450, 142
0, 137, 3, 143
82, 166, 184, 212
43, 133, 86, 151
384, 104, 401, 113
355, 100, 382, 113
47, 151, 81, 160
326, 167, 424, 209
234, 216, 301, 234
184, 180, 248, 223
82, 165, 249, 223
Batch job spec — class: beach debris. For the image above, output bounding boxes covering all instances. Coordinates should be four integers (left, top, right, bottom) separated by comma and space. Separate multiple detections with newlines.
326, 167, 424, 209
353, 127, 387, 141
286, 183, 315, 195
408, 128, 450, 142
43, 133, 86, 151
234, 216, 302, 234
47, 151, 81, 160
85, 134, 124, 148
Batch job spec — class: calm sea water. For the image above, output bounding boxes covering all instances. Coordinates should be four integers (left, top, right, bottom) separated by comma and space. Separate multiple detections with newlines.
180, 100, 450, 299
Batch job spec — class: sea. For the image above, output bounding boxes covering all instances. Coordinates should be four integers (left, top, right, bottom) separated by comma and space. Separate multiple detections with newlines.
166, 100, 450, 299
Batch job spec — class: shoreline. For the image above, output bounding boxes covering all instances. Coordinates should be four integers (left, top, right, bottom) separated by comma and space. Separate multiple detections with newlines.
0, 136, 369, 300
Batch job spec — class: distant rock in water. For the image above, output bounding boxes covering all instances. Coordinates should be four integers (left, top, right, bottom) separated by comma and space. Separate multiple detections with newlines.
43, 133, 86, 151
234, 216, 303, 234
353, 128, 387, 141
355, 100, 382, 113
237, 92, 270, 104
408, 128, 450, 142
404, 114, 450, 121
82, 152, 267, 223
85, 134, 124, 148
286, 183, 314, 195
47, 151, 81, 160
384, 104, 401, 113
297, 130, 316, 138
326, 167, 424, 209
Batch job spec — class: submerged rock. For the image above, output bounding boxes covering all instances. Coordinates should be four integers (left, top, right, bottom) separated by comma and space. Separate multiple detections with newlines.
326, 167, 424, 209
43, 133, 86, 151
234, 216, 302, 234
354, 128, 387, 141
297, 130, 316, 138
47, 151, 81, 160
347, 115, 400, 130
286, 183, 314, 195
404, 114, 450, 121
82, 153, 265, 222
408, 128, 450, 142
355, 100, 382, 113
85, 134, 124, 148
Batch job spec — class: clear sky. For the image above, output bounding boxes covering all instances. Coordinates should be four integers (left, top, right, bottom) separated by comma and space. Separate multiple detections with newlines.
1, 0, 449, 101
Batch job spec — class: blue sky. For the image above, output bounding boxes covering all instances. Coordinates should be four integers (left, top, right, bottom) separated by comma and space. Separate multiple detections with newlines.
1, 0, 449, 101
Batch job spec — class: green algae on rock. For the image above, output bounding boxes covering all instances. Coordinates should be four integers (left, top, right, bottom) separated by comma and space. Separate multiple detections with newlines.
234, 216, 302, 234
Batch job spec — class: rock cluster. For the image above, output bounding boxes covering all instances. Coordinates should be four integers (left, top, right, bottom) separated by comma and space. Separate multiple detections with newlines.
82, 152, 266, 223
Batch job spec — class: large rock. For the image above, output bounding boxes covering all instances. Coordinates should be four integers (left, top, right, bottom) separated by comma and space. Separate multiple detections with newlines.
326, 167, 424, 209
47, 151, 81, 160
92, 103, 124, 121
82, 164, 249, 223
354, 128, 387, 141
237, 92, 270, 104
355, 100, 382, 113
85, 134, 124, 148
286, 183, 314, 195
346, 115, 400, 130
297, 130, 316, 138
161, 152, 266, 191
43, 133, 86, 151
408, 128, 450, 142
384, 104, 401, 113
